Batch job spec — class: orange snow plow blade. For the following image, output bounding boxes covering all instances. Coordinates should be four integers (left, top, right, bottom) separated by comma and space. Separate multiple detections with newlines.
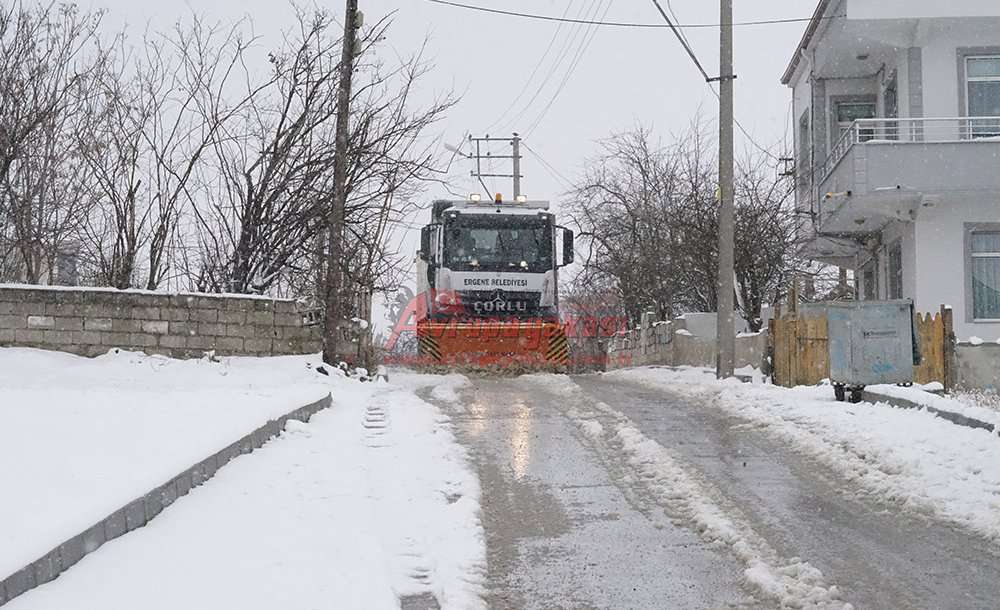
417, 320, 570, 371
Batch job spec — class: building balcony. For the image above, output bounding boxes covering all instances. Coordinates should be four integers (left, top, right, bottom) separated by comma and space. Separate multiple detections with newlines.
817, 117, 1000, 236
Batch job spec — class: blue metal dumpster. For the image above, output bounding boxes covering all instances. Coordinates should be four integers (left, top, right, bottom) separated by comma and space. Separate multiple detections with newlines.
826, 300, 918, 402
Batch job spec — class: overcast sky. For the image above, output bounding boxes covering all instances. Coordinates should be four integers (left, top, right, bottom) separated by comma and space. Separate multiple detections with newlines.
84, 0, 810, 200
80, 0, 813, 318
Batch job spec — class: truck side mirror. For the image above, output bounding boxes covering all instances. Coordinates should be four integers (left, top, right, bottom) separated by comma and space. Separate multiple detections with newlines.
562, 228, 575, 266
419, 226, 433, 262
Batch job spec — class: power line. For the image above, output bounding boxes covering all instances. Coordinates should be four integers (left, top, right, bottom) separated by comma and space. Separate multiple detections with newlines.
665, 0, 695, 52
649, 0, 710, 82
522, 141, 574, 192
484, 1, 575, 133
501, 0, 602, 134
646, 0, 782, 162
426, 0, 828, 29
525, 0, 612, 137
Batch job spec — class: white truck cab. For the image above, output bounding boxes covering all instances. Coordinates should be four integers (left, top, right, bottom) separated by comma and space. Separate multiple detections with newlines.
416, 195, 574, 324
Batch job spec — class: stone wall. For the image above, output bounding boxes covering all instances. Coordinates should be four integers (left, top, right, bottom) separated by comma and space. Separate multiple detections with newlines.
0, 285, 322, 359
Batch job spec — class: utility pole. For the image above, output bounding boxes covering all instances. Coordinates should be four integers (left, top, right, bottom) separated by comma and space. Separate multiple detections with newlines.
467, 134, 523, 198
323, 0, 361, 366
716, 0, 736, 379
512, 133, 521, 198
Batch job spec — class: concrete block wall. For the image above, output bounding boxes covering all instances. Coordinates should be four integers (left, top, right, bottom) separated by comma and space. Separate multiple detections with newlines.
954, 343, 1000, 392
0, 393, 332, 607
607, 315, 767, 371
0, 285, 322, 358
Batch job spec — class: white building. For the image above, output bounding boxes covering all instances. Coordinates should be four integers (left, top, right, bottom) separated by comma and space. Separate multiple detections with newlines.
785, 0, 1000, 339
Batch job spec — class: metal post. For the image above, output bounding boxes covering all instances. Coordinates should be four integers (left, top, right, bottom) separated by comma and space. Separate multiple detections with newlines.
323, 0, 360, 366
512, 133, 522, 198
716, 0, 736, 379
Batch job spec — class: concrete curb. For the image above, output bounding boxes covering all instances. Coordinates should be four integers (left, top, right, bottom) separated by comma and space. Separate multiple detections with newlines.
863, 390, 997, 435
0, 393, 333, 607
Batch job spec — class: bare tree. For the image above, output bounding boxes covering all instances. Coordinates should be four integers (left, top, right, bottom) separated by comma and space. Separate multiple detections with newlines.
1, 1, 458, 328
734, 154, 799, 330
566, 126, 707, 323
567, 122, 801, 330
190, 9, 349, 294
190, 10, 455, 302
0, 2, 107, 283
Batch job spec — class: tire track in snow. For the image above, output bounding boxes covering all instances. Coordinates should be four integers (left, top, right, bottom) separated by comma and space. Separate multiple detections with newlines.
525, 374, 853, 610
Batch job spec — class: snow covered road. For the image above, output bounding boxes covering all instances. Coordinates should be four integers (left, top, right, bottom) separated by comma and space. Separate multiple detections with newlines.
9, 358, 1000, 609
571, 374, 1000, 609
420, 376, 760, 610
424, 371, 1000, 609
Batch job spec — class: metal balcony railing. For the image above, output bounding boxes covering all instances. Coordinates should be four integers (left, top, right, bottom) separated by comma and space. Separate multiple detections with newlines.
822, 116, 1000, 181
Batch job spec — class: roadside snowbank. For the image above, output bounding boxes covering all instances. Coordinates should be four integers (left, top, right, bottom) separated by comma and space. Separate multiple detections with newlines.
607, 367, 1000, 543
869, 383, 1000, 429
8, 378, 485, 610
0, 347, 334, 579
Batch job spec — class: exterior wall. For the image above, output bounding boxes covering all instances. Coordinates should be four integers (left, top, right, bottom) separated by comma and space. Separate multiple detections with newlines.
0, 285, 323, 359
915, 195, 1000, 340
917, 21, 1000, 118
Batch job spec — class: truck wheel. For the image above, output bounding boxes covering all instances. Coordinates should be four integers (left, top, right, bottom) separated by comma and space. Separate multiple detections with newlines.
834, 384, 846, 402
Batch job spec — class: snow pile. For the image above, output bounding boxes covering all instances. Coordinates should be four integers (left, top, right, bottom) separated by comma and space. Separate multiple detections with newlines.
8, 374, 485, 610
526, 374, 851, 610
0, 348, 333, 579
955, 389, 1000, 414
428, 374, 472, 404
609, 367, 1000, 542
968, 336, 985, 346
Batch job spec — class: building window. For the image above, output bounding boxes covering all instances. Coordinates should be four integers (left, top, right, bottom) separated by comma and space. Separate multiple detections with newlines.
966, 56, 1000, 137
862, 260, 877, 301
888, 242, 903, 299
971, 231, 1000, 320
836, 101, 876, 141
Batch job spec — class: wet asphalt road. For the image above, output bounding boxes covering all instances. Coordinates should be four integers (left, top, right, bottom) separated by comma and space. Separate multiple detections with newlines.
430, 377, 757, 610
426, 373, 1000, 610
572, 375, 1000, 610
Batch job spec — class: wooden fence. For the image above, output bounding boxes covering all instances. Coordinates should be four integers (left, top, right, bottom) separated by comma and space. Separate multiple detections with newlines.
770, 305, 954, 390
770, 315, 829, 388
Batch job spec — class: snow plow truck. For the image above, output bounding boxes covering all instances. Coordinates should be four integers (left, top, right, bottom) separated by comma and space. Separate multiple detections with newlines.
415, 194, 574, 370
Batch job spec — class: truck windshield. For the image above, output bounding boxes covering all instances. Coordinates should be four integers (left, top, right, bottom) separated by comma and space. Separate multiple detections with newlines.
444, 215, 552, 273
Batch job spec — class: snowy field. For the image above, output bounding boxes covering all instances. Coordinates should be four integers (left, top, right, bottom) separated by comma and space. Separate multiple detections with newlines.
0, 347, 339, 579
9, 371, 484, 610
605, 367, 1000, 543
